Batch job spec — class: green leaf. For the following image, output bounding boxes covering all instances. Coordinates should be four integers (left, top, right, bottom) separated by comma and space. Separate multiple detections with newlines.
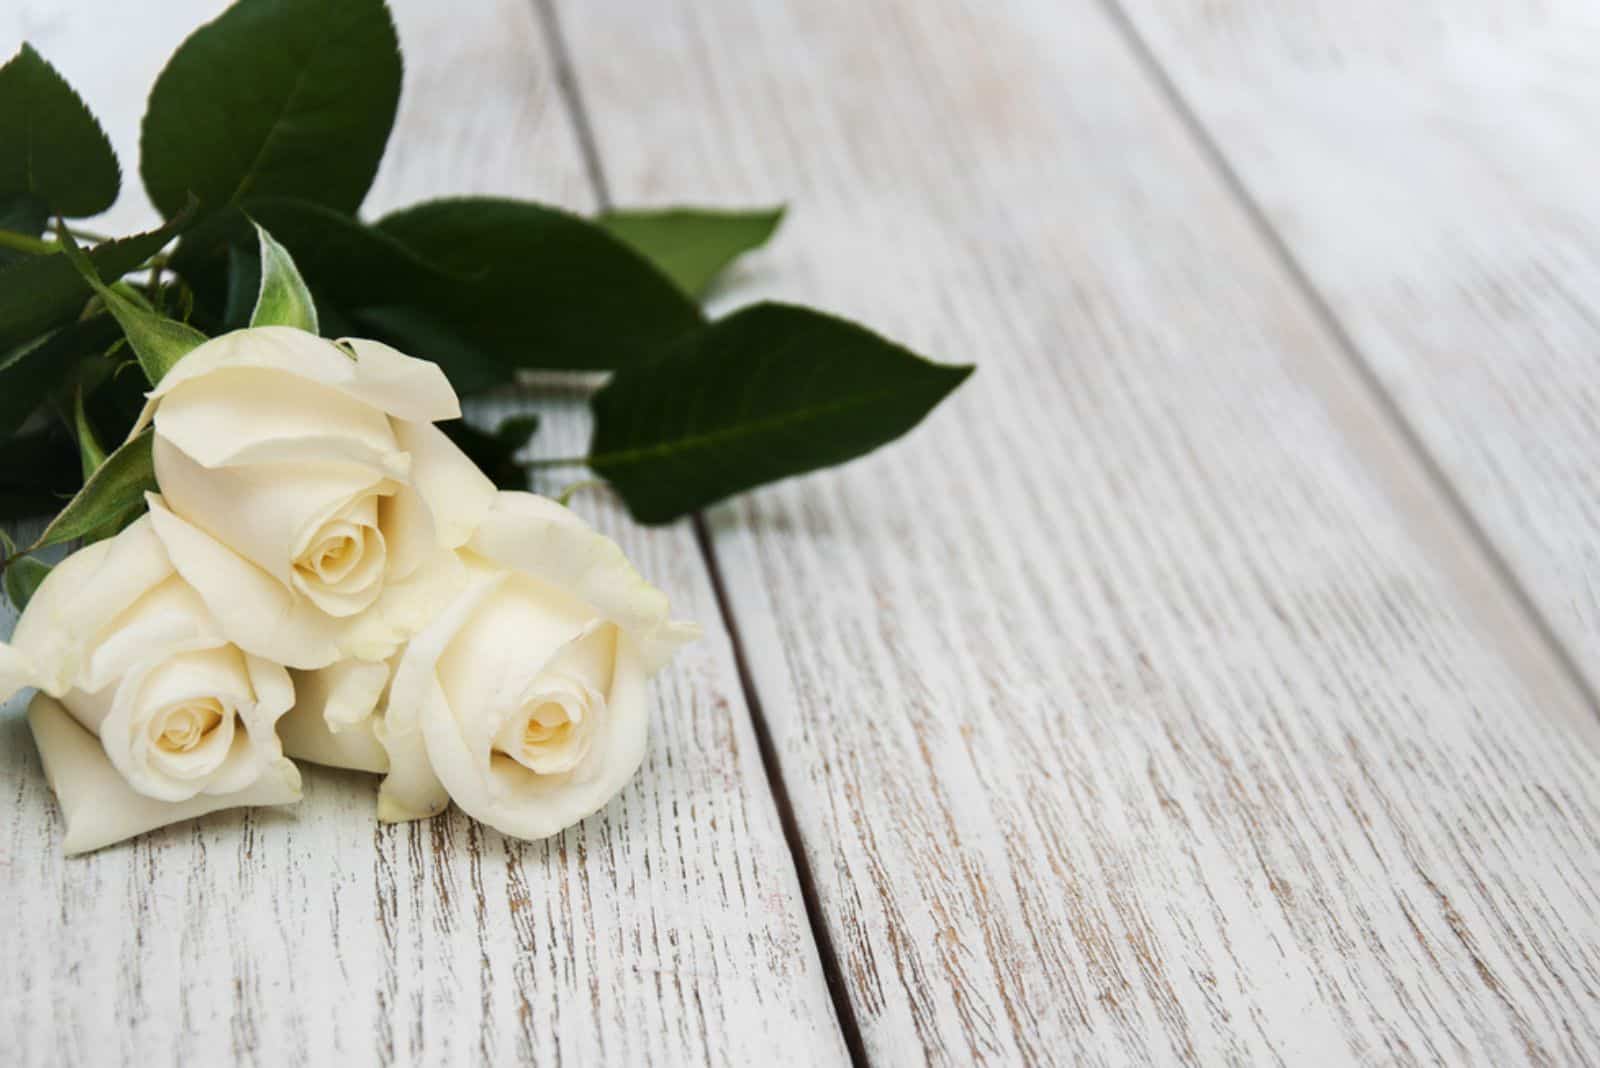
0, 193, 49, 268
31, 429, 156, 551
0, 316, 120, 438
0, 45, 119, 218
248, 220, 318, 332
379, 198, 704, 370
599, 206, 784, 299
589, 303, 972, 523
0, 212, 189, 354
56, 224, 206, 385
140, 0, 401, 221
72, 383, 107, 480
4, 549, 51, 612
240, 197, 459, 306
222, 242, 261, 330
0, 334, 62, 437
493, 414, 541, 451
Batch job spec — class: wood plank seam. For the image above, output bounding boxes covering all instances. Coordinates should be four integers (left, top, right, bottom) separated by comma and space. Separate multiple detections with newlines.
529, 0, 871, 1062
1093, 0, 1600, 724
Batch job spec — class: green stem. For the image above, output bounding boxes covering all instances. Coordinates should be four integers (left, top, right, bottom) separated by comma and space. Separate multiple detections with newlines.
0, 225, 119, 257
526, 456, 591, 469
0, 228, 57, 255
556, 479, 607, 506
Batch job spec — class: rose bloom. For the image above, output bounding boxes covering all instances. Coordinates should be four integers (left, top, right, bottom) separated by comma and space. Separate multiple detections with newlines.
282, 493, 699, 840
134, 326, 494, 669
0, 517, 300, 854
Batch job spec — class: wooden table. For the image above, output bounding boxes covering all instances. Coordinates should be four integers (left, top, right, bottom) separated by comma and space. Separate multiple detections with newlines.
6, 1, 1600, 1064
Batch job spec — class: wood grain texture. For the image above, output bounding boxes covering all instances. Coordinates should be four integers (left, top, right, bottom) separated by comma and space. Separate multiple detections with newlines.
0, 2, 846, 1065
1115, 0, 1600, 692
558, 0, 1600, 1062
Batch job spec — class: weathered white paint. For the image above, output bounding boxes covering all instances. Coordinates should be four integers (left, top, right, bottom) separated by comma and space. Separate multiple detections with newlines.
1119, 0, 1600, 694
560, 0, 1600, 1062
0, 2, 845, 1064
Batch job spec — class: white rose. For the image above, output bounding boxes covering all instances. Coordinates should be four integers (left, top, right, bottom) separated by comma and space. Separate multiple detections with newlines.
134, 326, 495, 669
281, 492, 699, 840
1, 517, 300, 854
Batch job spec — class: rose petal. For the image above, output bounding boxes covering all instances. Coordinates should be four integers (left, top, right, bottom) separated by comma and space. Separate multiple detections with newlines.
7, 515, 175, 699
154, 435, 395, 591
374, 676, 452, 822
29, 693, 301, 856
97, 642, 251, 802
132, 327, 460, 436
334, 337, 461, 424
468, 492, 699, 673
77, 575, 219, 697
0, 642, 33, 704
149, 363, 406, 474
280, 659, 392, 774
423, 632, 650, 841
209, 653, 295, 796
145, 494, 344, 668
378, 566, 506, 821
391, 419, 495, 550
379, 482, 435, 582
433, 573, 597, 758
145, 495, 466, 670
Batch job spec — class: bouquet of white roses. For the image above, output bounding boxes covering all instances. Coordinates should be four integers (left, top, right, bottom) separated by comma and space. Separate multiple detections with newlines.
0, 0, 967, 853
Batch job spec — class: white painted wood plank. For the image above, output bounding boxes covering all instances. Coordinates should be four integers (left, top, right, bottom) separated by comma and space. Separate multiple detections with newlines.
1117, 0, 1600, 693
559, 0, 1600, 1062
0, 3, 845, 1064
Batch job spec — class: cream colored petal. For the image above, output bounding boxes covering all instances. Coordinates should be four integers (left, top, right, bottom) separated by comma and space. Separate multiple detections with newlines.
211, 652, 296, 797
391, 419, 495, 550
378, 566, 506, 822
150, 365, 405, 473
154, 435, 395, 590
280, 659, 392, 774
98, 642, 251, 802
433, 573, 594, 754
340, 548, 469, 662
378, 483, 435, 582
146, 494, 464, 670
492, 622, 614, 775
423, 635, 650, 841
244, 653, 295, 727
467, 492, 699, 673
133, 326, 459, 436
145, 494, 345, 669
374, 677, 451, 822
0, 642, 33, 705
29, 693, 301, 856
9, 515, 174, 698
335, 338, 461, 423
282, 705, 388, 775
77, 575, 219, 696
289, 506, 389, 619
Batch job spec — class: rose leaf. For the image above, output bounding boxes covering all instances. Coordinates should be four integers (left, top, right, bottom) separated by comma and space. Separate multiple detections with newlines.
0, 44, 119, 218
598, 206, 785, 300
589, 302, 972, 523
140, 0, 401, 221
